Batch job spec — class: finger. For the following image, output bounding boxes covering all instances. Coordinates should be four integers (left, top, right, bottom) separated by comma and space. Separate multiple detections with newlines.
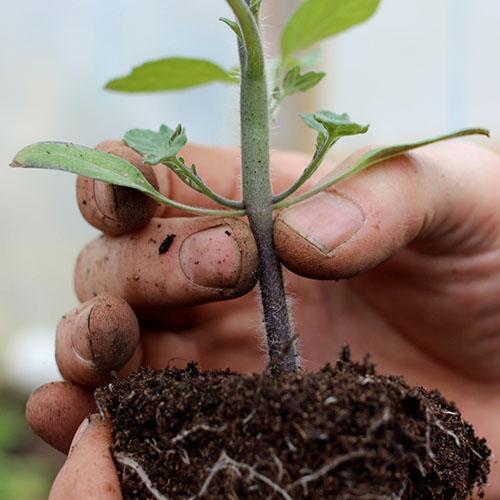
75, 216, 258, 311
77, 141, 160, 235
77, 140, 315, 232
275, 142, 500, 279
56, 294, 142, 386
50, 415, 121, 500
26, 381, 95, 454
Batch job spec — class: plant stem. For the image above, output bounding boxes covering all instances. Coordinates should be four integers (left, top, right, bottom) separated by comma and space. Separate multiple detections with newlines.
227, 0, 298, 374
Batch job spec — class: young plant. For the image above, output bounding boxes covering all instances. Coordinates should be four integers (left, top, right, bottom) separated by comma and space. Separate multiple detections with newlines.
11, 0, 488, 375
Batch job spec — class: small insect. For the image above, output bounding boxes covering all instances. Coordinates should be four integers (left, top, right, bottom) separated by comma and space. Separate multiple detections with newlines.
159, 234, 176, 254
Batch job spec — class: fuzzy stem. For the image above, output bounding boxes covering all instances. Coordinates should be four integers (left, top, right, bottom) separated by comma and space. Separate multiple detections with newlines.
227, 0, 298, 374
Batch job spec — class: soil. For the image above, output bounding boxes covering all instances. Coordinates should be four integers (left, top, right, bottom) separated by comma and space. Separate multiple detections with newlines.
95, 348, 490, 499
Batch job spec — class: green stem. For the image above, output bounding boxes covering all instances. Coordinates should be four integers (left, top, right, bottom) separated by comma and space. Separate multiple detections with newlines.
164, 158, 244, 209
227, 0, 298, 374
272, 139, 333, 204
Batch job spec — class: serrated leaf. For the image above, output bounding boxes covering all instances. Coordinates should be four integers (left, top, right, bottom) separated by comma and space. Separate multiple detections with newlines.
283, 66, 325, 95
106, 57, 238, 93
282, 0, 381, 59
11, 142, 165, 202
301, 111, 369, 149
271, 66, 325, 117
124, 125, 187, 165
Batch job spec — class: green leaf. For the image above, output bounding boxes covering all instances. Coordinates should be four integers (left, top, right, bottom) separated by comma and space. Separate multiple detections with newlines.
124, 125, 187, 164
105, 57, 238, 93
283, 66, 325, 95
219, 17, 243, 40
332, 128, 491, 182
11, 142, 240, 216
275, 128, 490, 209
123, 126, 244, 210
301, 110, 369, 149
11, 142, 164, 199
281, 0, 381, 59
271, 66, 325, 117
273, 111, 369, 202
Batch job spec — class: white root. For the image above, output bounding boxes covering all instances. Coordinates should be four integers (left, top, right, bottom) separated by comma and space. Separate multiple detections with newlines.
171, 424, 227, 445
179, 447, 191, 465
272, 453, 284, 482
114, 452, 168, 500
408, 452, 426, 476
367, 407, 391, 437
324, 396, 338, 406
287, 450, 370, 496
242, 409, 256, 425
435, 420, 461, 447
424, 408, 436, 460
285, 437, 298, 453
196, 451, 292, 500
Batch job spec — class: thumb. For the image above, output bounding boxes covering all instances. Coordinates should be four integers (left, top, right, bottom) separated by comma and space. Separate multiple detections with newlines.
274, 142, 500, 279
49, 416, 121, 500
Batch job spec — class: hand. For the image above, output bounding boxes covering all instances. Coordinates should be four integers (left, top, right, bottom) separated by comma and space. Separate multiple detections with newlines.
27, 140, 500, 498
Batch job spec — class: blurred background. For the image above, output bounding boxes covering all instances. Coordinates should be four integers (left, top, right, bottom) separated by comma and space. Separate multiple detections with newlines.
1, 0, 499, 497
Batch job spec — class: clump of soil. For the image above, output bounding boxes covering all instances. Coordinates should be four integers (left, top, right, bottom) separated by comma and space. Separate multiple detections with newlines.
96, 349, 490, 499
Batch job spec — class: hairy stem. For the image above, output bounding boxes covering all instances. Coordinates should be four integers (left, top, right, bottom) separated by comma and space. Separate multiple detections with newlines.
227, 0, 298, 374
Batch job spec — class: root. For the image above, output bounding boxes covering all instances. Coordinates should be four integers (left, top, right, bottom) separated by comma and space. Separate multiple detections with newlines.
285, 437, 298, 453
408, 452, 426, 476
323, 395, 338, 406
171, 424, 227, 445
287, 450, 371, 496
196, 451, 292, 500
114, 452, 168, 500
367, 406, 391, 437
435, 420, 461, 447
242, 409, 256, 425
271, 453, 284, 482
424, 408, 436, 460
179, 447, 191, 465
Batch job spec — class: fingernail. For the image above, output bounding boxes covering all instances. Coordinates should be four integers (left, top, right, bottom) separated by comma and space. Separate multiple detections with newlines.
70, 303, 95, 362
69, 417, 90, 455
281, 192, 365, 254
94, 181, 119, 220
180, 225, 242, 288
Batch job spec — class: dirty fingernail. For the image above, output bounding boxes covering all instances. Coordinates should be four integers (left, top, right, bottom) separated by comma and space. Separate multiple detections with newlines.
281, 192, 365, 254
180, 226, 242, 288
70, 304, 95, 362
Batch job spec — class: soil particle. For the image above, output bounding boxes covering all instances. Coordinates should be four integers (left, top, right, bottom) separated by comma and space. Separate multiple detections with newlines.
96, 349, 490, 499
159, 234, 176, 255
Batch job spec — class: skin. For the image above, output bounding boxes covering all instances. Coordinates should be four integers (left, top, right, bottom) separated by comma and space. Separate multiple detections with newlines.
26, 140, 500, 499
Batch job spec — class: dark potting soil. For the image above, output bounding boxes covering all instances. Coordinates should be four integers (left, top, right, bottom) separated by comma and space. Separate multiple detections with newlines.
95, 349, 490, 499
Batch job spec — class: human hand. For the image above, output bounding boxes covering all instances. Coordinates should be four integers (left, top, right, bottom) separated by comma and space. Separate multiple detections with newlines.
27, 140, 500, 498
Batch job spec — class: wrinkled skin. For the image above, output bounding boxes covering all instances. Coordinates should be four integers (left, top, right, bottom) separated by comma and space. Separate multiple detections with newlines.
25, 140, 500, 498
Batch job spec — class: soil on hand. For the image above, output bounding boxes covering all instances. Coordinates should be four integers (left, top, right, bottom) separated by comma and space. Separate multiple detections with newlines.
96, 349, 490, 499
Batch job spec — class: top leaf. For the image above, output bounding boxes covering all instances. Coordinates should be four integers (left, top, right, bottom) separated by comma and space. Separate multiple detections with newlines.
124, 125, 187, 164
281, 0, 381, 59
106, 57, 238, 93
